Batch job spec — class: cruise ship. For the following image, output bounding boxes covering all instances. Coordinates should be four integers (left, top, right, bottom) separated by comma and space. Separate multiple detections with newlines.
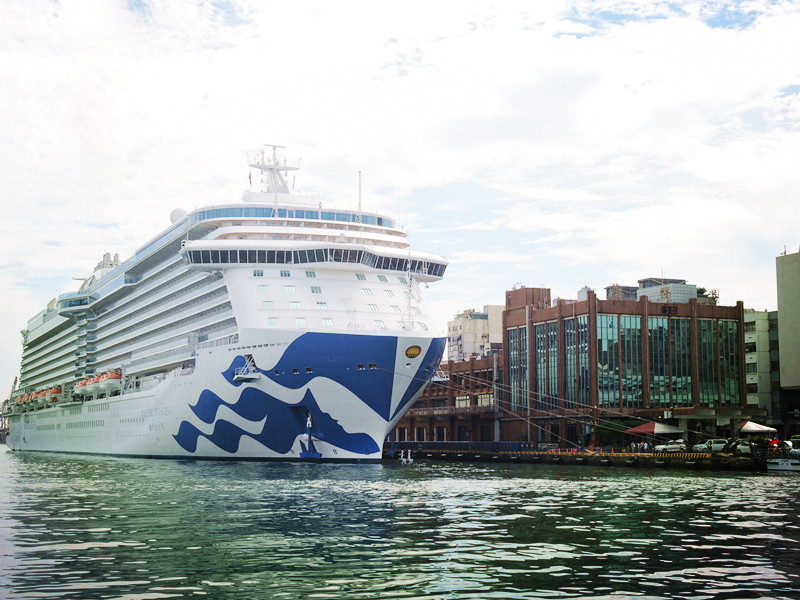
1, 147, 447, 461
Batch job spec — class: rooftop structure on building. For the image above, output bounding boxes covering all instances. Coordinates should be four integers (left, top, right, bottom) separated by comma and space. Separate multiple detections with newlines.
605, 284, 637, 301
637, 277, 698, 304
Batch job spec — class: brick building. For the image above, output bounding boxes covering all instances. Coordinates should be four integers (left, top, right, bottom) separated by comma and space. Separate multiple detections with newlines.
393, 285, 760, 448
503, 287, 755, 447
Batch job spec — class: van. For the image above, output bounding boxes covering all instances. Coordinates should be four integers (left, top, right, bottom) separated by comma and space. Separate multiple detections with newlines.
692, 439, 728, 453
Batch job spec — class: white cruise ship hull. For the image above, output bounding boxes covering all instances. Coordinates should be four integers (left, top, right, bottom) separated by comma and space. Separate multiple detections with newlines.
7, 330, 445, 461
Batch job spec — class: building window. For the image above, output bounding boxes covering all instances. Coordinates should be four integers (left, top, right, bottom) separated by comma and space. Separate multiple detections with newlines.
362, 289, 373, 296
597, 315, 620, 409
412, 307, 421, 315
671, 318, 692, 407
253, 269, 264, 277
547, 321, 559, 409
384, 290, 395, 298
262, 300, 273, 309
620, 315, 643, 409
258, 285, 269, 293
356, 273, 366, 280
290, 301, 301, 309
418, 322, 428, 331
316, 301, 328, 309
306, 271, 316, 278
285, 285, 295, 293
534, 323, 545, 410
280, 270, 291, 277
746, 362, 757, 374
296, 317, 306, 327
267, 317, 278, 326
719, 320, 740, 407
378, 275, 387, 282
322, 318, 333, 327
648, 316, 670, 408
509, 326, 529, 411
398, 277, 407, 284
368, 304, 379, 312
698, 319, 719, 408
391, 305, 401, 313
746, 383, 758, 394
577, 315, 590, 408
375, 320, 386, 329
564, 318, 576, 410
311, 286, 322, 294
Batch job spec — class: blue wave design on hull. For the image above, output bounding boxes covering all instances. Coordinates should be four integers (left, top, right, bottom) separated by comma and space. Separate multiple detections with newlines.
173, 388, 380, 456
220, 332, 397, 420
174, 331, 445, 458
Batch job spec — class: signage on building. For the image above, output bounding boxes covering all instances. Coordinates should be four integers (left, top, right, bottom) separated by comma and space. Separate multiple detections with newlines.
661, 305, 678, 315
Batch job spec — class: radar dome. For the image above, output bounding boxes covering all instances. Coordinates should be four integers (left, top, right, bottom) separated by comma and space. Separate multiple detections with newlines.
170, 208, 188, 224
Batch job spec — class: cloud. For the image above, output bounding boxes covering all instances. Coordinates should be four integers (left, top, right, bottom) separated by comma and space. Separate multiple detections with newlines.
2, 0, 799, 394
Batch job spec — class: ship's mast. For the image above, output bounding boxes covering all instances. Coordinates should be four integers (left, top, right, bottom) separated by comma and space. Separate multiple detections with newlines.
248, 144, 299, 195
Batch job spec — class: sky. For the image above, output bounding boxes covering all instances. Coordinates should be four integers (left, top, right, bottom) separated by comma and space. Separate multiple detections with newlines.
1, 0, 799, 396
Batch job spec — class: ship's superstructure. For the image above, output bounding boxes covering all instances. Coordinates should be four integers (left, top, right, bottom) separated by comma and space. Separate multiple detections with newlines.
2, 147, 447, 461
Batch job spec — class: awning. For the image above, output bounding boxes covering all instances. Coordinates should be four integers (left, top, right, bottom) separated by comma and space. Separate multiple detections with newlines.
739, 420, 777, 433
624, 421, 684, 435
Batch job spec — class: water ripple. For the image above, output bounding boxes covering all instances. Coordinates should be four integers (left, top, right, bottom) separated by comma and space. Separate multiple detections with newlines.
2, 449, 800, 599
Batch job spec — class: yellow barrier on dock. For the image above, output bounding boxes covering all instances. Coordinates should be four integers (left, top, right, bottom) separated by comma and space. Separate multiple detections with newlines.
392, 446, 759, 471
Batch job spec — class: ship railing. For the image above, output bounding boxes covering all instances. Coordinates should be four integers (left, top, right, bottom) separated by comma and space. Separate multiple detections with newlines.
123, 366, 195, 393
196, 334, 239, 350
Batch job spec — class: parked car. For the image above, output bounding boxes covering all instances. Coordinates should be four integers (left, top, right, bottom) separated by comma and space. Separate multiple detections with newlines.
654, 439, 686, 452
692, 439, 728, 453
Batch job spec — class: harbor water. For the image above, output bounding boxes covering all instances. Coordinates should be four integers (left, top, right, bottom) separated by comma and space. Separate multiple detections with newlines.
1, 445, 799, 599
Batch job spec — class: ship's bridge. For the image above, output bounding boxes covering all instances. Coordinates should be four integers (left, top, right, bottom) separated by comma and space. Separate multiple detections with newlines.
181, 240, 447, 282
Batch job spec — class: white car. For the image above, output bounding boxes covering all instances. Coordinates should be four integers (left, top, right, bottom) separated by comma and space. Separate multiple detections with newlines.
692, 439, 728, 453
654, 439, 686, 452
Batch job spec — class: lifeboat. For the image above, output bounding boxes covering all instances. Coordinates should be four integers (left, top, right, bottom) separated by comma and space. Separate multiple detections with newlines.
98, 369, 122, 392
84, 375, 101, 395
49, 386, 62, 403
73, 379, 88, 396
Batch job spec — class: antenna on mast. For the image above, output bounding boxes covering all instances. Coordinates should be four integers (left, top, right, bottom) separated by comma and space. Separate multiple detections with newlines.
357, 170, 362, 223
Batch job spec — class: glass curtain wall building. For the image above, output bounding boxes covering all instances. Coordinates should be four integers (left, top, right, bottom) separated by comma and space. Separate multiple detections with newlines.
503, 288, 748, 446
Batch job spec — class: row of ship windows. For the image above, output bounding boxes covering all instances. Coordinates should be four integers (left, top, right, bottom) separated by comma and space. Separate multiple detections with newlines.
65, 420, 105, 429
256, 283, 414, 300
255, 269, 408, 285
194, 207, 395, 228
185, 248, 446, 277
271, 364, 380, 376
260, 300, 421, 315
266, 317, 428, 330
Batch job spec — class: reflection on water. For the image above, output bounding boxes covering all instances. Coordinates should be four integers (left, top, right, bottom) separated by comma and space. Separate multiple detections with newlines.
1, 446, 800, 599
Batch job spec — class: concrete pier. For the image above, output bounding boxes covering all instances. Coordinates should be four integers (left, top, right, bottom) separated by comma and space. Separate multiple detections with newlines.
386, 441, 763, 471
